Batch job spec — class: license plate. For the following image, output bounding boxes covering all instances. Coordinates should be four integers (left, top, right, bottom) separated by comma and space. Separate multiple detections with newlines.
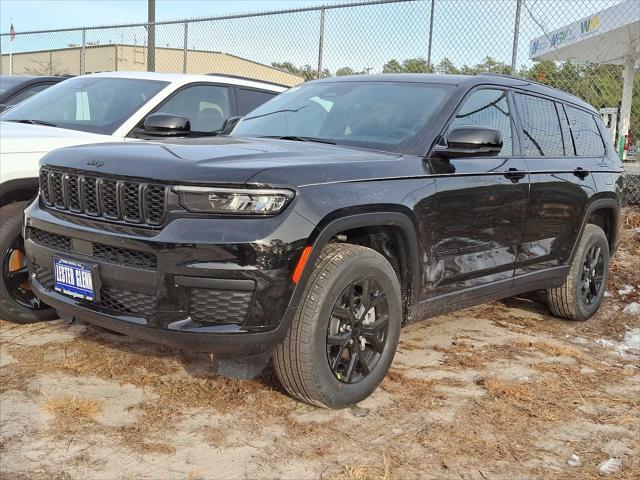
53, 257, 97, 301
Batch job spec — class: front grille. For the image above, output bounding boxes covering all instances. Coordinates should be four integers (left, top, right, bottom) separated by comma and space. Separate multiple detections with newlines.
40, 168, 167, 226
29, 228, 72, 252
33, 263, 156, 318
28, 228, 155, 270
98, 286, 156, 318
190, 288, 253, 324
93, 243, 157, 269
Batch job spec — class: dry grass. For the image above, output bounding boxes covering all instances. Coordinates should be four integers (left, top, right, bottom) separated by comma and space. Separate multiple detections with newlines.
43, 393, 102, 425
481, 376, 533, 402
513, 339, 587, 360
331, 454, 393, 480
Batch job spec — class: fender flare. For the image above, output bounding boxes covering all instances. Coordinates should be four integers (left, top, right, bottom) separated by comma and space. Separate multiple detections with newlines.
287, 211, 421, 315
0, 177, 39, 207
569, 197, 621, 263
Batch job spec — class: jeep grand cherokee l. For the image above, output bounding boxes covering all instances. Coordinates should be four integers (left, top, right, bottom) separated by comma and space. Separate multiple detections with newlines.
22, 74, 623, 408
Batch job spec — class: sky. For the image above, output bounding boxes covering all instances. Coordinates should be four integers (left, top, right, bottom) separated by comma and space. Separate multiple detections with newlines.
0, 0, 623, 74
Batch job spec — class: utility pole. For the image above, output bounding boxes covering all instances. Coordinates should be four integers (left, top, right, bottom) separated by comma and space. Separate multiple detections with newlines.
147, 0, 156, 72
427, 0, 435, 70
511, 0, 523, 75
317, 8, 325, 79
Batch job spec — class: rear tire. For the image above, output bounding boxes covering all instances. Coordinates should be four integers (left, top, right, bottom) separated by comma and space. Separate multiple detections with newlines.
273, 243, 402, 408
547, 224, 609, 321
0, 201, 57, 324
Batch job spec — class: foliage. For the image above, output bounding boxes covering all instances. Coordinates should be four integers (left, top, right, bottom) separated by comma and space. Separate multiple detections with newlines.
272, 56, 638, 140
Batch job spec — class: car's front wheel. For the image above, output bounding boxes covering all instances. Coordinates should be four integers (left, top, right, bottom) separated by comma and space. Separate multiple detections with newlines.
0, 201, 57, 324
273, 243, 402, 408
547, 224, 610, 321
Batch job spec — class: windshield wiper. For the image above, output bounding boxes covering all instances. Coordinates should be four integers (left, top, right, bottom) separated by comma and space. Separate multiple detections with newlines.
258, 135, 336, 145
8, 119, 58, 127
243, 105, 308, 121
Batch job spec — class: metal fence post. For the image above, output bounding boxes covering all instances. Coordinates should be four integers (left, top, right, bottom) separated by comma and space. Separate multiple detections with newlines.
511, 0, 523, 74
183, 22, 188, 74
80, 29, 86, 74
317, 8, 325, 79
427, 0, 435, 69
147, 0, 156, 72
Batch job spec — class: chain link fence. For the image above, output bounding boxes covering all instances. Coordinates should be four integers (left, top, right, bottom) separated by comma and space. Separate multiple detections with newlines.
0, 0, 638, 199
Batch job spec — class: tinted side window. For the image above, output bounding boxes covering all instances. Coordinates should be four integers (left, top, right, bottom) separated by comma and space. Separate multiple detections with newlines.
565, 106, 605, 156
156, 85, 231, 133
237, 88, 277, 115
6, 83, 55, 106
514, 93, 564, 157
449, 89, 512, 155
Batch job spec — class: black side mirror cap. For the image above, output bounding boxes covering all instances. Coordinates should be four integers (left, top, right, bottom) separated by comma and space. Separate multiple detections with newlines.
142, 113, 191, 137
434, 126, 503, 159
220, 116, 243, 136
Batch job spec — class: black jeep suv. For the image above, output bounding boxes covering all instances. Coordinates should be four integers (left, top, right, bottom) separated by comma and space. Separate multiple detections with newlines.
23, 74, 623, 408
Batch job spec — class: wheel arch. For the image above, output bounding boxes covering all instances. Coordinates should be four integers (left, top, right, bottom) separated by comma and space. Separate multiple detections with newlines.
288, 207, 422, 324
569, 196, 621, 264
0, 178, 39, 208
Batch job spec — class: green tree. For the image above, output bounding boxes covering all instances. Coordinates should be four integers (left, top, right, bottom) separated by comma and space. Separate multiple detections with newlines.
336, 66, 359, 76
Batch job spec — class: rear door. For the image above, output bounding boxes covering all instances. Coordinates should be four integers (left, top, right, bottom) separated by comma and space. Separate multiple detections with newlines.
429, 87, 529, 297
514, 93, 599, 282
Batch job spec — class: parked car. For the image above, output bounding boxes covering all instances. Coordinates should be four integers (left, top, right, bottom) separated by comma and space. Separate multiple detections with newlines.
0, 75, 70, 112
0, 72, 286, 324
22, 74, 623, 407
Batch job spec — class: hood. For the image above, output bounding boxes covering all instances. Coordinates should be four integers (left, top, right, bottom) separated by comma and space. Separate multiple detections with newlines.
0, 121, 113, 154
40, 137, 418, 186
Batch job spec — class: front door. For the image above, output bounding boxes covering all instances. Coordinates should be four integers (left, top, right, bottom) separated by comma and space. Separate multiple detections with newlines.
429, 88, 529, 298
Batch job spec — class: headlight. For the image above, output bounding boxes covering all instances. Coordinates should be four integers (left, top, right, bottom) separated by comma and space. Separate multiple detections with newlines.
173, 186, 294, 215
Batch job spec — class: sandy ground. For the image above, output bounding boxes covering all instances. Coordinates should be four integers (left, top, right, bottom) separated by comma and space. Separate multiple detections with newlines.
1, 210, 639, 480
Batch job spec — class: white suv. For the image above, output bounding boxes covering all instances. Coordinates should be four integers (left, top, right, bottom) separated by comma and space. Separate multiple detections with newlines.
0, 71, 286, 323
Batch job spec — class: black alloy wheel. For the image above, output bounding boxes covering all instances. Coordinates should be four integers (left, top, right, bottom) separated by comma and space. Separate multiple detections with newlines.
327, 277, 390, 384
580, 243, 604, 306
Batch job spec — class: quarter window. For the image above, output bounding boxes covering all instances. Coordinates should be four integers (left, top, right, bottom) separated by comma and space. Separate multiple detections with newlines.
565, 106, 605, 157
514, 93, 564, 157
237, 88, 277, 115
449, 89, 512, 156
155, 85, 231, 133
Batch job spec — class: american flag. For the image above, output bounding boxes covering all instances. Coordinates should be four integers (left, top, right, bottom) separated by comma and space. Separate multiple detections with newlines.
9, 23, 16, 42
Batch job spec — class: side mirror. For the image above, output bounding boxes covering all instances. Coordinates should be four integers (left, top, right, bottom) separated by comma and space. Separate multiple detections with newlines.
220, 115, 243, 135
142, 113, 191, 137
435, 126, 503, 158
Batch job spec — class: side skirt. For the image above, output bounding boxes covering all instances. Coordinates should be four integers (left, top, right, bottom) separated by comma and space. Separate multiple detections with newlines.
411, 266, 569, 323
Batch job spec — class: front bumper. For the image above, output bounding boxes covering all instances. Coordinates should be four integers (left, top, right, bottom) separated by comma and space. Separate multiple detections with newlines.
24, 201, 315, 355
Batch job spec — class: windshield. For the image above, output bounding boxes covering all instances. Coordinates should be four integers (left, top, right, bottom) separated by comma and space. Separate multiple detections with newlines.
0, 77, 169, 135
0, 76, 32, 95
233, 81, 453, 153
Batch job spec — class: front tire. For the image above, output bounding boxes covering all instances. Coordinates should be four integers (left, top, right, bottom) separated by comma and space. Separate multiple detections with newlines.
274, 243, 402, 408
547, 224, 610, 321
0, 201, 57, 324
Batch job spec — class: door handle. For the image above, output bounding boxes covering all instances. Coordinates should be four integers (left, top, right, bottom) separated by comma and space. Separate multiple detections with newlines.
573, 167, 590, 180
504, 168, 526, 183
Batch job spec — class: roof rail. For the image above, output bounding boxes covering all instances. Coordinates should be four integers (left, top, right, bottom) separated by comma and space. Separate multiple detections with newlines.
206, 73, 290, 89
477, 71, 571, 96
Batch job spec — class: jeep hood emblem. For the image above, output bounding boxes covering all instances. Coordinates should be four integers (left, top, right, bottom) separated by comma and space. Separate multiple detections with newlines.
87, 159, 104, 167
